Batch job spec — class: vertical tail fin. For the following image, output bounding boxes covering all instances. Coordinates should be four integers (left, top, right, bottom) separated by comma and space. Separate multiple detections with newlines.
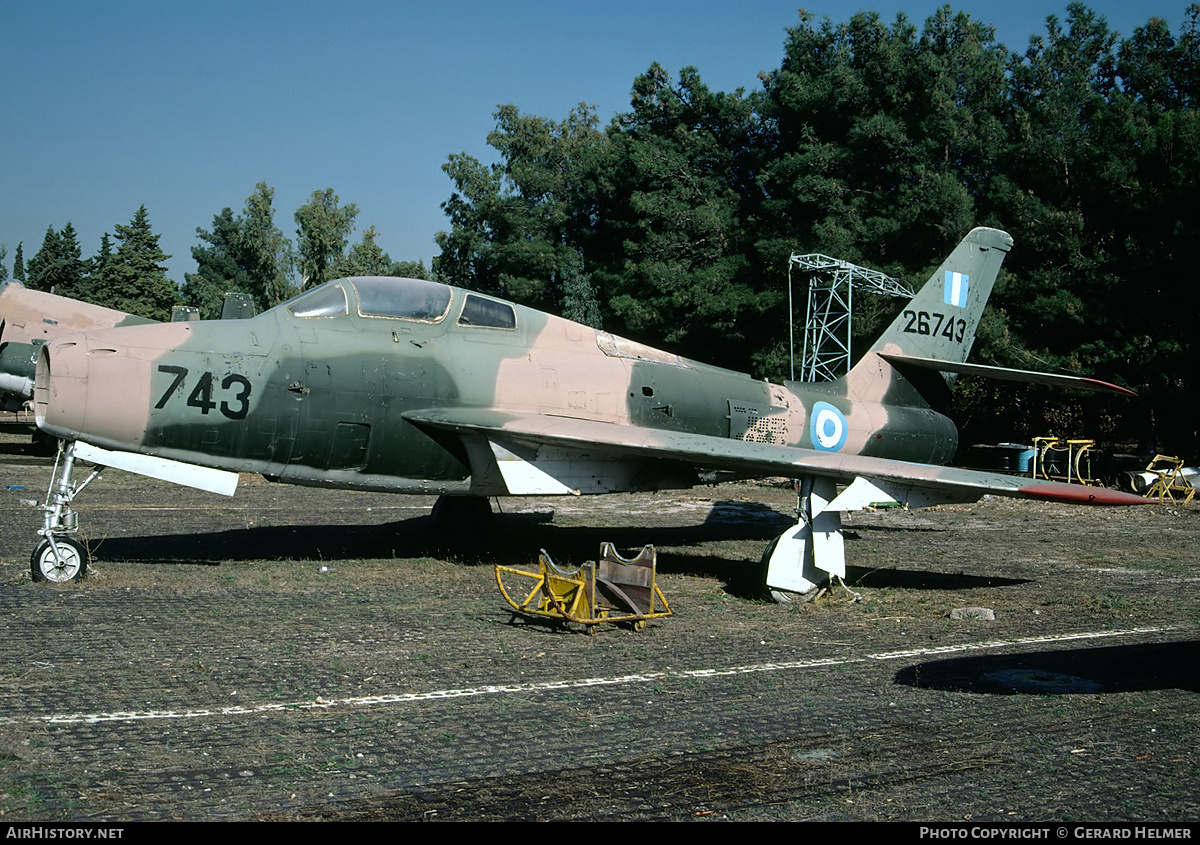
866, 227, 1012, 363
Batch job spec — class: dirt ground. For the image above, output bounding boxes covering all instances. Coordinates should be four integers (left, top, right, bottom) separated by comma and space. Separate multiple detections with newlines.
0, 418, 1196, 822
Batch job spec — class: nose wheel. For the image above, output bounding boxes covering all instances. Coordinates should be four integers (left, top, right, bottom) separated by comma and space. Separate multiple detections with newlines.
33, 440, 105, 584
31, 537, 88, 583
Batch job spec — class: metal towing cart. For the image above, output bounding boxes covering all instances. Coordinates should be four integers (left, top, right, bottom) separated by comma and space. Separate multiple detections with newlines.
496, 542, 673, 634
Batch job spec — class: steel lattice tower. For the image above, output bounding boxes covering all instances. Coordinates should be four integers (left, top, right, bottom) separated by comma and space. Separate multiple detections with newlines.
788, 254, 915, 382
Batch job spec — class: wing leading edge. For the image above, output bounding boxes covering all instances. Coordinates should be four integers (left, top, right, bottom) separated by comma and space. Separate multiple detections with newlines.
402, 408, 1148, 506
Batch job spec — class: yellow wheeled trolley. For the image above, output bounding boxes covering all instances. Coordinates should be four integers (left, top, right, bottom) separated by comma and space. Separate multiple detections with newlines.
1141, 454, 1196, 505
1031, 436, 1098, 485
495, 543, 673, 634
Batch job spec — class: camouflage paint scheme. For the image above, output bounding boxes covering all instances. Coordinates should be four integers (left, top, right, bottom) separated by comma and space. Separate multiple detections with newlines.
33, 228, 1141, 508
0, 282, 153, 411
26, 226, 1150, 587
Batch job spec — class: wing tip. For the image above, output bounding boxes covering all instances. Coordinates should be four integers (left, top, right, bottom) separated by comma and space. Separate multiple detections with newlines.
1017, 483, 1151, 506
1080, 377, 1138, 397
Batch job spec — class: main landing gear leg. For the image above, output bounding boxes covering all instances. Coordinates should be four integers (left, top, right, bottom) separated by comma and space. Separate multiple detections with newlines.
32, 440, 104, 583
764, 476, 846, 603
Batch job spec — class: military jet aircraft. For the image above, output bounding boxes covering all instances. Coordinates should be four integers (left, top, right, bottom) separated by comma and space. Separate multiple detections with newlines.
28, 227, 1145, 585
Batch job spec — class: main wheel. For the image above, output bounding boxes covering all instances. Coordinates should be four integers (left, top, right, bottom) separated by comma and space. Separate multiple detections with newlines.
31, 538, 88, 583
759, 537, 825, 604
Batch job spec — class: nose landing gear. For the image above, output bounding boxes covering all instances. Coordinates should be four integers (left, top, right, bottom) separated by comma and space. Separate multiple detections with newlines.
32, 440, 103, 583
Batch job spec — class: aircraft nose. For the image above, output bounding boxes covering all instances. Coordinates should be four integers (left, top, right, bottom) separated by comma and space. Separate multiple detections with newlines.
35, 333, 154, 449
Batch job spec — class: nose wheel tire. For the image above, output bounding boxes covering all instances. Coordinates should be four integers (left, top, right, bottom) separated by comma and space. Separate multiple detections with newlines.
31, 538, 88, 583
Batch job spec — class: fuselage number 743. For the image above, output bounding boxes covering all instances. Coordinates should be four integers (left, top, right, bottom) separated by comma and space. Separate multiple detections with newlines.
155, 365, 252, 420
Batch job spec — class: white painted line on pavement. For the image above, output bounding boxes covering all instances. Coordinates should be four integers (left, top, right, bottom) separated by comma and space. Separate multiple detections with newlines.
4, 625, 1176, 727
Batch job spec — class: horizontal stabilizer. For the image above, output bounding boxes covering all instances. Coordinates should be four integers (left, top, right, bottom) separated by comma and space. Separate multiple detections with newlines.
879, 353, 1136, 396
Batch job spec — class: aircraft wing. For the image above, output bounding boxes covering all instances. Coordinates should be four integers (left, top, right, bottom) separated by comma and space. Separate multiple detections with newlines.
402, 408, 1148, 506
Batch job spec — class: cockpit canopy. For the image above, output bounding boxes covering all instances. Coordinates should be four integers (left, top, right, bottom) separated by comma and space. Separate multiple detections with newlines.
286, 276, 453, 322
283, 276, 521, 333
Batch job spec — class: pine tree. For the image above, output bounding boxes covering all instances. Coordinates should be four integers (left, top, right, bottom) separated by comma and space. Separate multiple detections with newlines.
94, 206, 179, 320
83, 233, 116, 302
560, 250, 601, 328
25, 224, 86, 297
13, 242, 24, 282
25, 227, 61, 292
54, 223, 87, 299
182, 207, 252, 319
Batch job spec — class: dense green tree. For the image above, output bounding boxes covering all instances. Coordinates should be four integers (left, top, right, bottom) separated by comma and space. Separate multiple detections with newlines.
84, 233, 116, 303
24, 227, 60, 292
591, 65, 769, 360
435, 151, 505, 290
975, 4, 1199, 452
26, 223, 87, 298
436, 103, 605, 309
336, 226, 392, 277
330, 226, 434, 280
12, 242, 23, 282
92, 205, 178, 320
559, 249, 601, 328
54, 223, 87, 299
182, 183, 295, 316
295, 188, 358, 290
183, 207, 252, 319
760, 8, 1009, 274
239, 182, 294, 308
388, 259, 433, 280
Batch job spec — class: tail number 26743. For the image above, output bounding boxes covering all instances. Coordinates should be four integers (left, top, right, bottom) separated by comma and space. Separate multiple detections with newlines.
902, 310, 966, 343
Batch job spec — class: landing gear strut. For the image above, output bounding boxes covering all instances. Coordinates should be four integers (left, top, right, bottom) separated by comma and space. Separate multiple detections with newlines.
32, 440, 103, 583
764, 476, 845, 602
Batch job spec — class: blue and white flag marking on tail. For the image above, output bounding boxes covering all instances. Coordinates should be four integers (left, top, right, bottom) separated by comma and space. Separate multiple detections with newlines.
944, 271, 969, 308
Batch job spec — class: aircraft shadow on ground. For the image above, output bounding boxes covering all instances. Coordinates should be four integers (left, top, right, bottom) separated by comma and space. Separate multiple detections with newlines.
88, 499, 1031, 600
0, 442, 51, 459
842, 521, 945, 534
894, 640, 1200, 694
846, 566, 1029, 591
89, 498, 790, 570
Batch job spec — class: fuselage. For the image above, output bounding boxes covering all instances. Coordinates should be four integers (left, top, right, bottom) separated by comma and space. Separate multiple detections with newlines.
34, 276, 958, 494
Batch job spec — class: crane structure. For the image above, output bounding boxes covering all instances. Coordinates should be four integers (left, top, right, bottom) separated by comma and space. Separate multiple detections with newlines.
789, 253, 915, 382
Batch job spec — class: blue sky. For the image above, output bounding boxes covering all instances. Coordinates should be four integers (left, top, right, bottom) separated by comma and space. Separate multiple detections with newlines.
1, 0, 1191, 286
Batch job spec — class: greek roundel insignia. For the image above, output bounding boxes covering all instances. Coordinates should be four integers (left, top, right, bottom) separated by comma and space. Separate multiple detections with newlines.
811, 401, 848, 452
